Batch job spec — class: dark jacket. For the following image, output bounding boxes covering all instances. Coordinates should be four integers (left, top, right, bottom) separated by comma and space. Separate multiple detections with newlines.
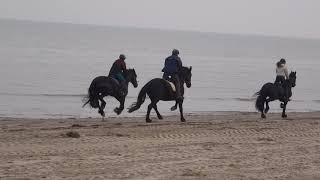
162, 55, 182, 75
108, 59, 127, 76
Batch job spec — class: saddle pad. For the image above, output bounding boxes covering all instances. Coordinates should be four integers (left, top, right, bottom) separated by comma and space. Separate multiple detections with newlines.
165, 80, 176, 92
110, 77, 120, 85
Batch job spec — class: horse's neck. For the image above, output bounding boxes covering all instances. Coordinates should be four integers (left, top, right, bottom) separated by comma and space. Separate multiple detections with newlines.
286, 79, 294, 88
124, 78, 129, 86
179, 79, 185, 86
178, 75, 185, 86
124, 74, 131, 86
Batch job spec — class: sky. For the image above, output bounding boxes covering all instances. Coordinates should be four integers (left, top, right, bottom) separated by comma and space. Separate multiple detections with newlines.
1, 0, 320, 39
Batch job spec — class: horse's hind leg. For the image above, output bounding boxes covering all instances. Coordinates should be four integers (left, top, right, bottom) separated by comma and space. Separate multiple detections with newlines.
98, 97, 106, 117
178, 101, 186, 122
146, 103, 153, 123
152, 102, 163, 120
261, 104, 266, 119
265, 98, 275, 114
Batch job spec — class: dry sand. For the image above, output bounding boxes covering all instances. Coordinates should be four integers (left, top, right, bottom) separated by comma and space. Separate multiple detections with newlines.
1, 112, 320, 180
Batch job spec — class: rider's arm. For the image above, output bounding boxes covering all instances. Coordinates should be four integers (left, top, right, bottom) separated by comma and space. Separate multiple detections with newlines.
162, 58, 169, 72
177, 57, 183, 71
121, 61, 127, 71
284, 66, 289, 79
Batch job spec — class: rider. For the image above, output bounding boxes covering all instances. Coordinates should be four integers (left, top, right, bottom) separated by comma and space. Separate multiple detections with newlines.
108, 54, 127, 96
275, 58, 289, 85
162, 49, 183, 101
275, 58, 289, 101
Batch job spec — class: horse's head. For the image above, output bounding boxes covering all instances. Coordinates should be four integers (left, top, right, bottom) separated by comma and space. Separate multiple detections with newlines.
179, 66, 192, 88
289, 71, 297, 88
124, 69, 138, 88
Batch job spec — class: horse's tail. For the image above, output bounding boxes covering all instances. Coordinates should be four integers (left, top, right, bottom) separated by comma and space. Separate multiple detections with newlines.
255, 90, 266, 113
128, 81, 151, 113
82, 81, 99, 108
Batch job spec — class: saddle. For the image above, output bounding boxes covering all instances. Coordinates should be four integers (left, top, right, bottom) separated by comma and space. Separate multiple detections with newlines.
109, 77, 120, 86
109, 76, 127, 96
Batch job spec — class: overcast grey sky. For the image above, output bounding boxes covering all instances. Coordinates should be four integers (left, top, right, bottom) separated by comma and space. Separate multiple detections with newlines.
1, 0, 320, 38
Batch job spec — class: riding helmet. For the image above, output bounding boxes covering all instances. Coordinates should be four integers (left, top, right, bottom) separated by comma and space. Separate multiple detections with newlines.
172, 49, 179, 56
280, 58, 286, 64
119, 54, 126, 60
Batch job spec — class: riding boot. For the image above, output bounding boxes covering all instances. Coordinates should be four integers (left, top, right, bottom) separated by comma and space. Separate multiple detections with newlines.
285, 87, 290, 102
281, 83, 290, 102
172, 75, 183, 101
275, 76, 285, 85
120, 81, 127, 96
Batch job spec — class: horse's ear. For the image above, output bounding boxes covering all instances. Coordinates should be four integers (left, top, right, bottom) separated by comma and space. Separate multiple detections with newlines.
189, 66, 192, 71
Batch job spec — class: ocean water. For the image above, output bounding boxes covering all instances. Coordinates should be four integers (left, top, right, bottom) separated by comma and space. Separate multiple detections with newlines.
1, 19, 320, 118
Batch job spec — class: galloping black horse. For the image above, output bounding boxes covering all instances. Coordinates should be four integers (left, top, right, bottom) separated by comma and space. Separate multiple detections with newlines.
83, 69, 138, 117
128, 66, 192, 123
255, 71, 297, 118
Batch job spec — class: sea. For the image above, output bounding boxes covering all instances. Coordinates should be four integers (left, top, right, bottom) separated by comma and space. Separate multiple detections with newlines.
1, 19, 320, 118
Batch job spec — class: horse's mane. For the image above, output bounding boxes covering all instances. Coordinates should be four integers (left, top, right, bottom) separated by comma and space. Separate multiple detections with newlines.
124, 68, 136, 77
289, 71, 296, 77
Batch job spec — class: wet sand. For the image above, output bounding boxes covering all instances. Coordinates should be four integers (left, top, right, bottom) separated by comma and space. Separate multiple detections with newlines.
1, 112, 320, 180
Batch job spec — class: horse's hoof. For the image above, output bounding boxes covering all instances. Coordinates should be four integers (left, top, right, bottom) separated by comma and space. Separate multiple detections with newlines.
114, 108, 122, 115
181, 118, 186, 122
99, 110, 105, 117
282, 114, 287, 118
158, 115, 163, 120
170, 106, 177, 111
261, 114, 266, 119
264, 109, 269, 114
146, 119, 152, 123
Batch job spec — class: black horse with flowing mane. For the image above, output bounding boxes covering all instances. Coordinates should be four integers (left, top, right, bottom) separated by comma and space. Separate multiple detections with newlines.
83, 69, 138, 117
255, 71, 297, 118
128, 66, 192, 123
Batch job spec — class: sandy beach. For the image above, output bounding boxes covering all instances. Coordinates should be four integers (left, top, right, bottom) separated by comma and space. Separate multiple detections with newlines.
1, 112, 320, 180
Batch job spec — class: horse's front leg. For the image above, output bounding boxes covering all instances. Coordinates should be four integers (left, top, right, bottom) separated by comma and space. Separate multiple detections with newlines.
153, 101, 163, 120
178, 100, 186, 122
170, 101, 178, 111
98, 97, 106, 117
114, 97, 125, 115
282, 101, 288, 118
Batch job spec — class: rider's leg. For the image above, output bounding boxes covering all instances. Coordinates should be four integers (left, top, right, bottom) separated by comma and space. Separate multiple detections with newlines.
172, 75, 183, 101
116, 73, 127, 96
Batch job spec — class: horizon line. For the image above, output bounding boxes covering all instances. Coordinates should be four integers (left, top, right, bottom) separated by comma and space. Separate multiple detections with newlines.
1, 17, 320, 41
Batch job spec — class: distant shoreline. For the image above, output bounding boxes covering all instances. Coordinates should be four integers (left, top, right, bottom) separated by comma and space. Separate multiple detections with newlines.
2, 17, 319, 41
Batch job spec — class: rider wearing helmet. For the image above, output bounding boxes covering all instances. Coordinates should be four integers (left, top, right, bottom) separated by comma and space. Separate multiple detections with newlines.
275, 58, 289, 84
162, 49, 183, 101
108, 54, 127, 96
275, 58, 290, 101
